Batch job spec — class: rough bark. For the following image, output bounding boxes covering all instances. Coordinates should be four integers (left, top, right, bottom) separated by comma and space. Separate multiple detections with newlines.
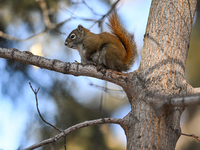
0, 48, 129, 87
122, 0, 197, 150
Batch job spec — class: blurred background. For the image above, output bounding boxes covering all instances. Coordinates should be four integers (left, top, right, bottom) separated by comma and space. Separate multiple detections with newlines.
0, 0, 200, 150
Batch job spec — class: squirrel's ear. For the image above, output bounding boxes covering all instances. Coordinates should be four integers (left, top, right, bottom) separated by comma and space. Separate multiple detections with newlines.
77, 25, 84, 35
78, 25, 84, 30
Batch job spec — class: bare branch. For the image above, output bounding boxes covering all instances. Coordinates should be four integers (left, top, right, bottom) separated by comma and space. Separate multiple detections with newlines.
181, 133, 200, 142
0, 47, 129, 87
28, 79, 125, 150
29, 81, 62, 132
29, 81, 67, 149
60, 0, 121, 31
0, 31, 22, 41
169, 95, 200, 107
0, 18, 71, 41
24, 118, 123, 150
82, 0, 102, 16
162, 94, 200, 107
193, 87, 200, 94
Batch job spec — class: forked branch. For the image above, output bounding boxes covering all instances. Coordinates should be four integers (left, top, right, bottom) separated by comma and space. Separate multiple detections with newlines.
26, 81, 124, 150
29, 81, 62, 132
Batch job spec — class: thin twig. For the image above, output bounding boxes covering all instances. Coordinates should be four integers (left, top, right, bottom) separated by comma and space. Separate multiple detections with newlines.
29, 81, 62, 132
89, 82, 124, 92
90, 0, 121, 28
99, 81, 105, 114
0, 17, 71, 41
82, 0, 102, 16
64, 136, 67, 150
181, 133, 200, 142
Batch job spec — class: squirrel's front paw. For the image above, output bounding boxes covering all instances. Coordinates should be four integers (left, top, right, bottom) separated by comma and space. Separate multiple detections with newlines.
96, 64, 105, 71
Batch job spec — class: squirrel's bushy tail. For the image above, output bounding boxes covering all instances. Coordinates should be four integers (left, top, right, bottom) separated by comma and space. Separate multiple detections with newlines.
108, 12, 137, 70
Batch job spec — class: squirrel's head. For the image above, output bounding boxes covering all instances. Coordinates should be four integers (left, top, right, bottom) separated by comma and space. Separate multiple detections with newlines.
65, 25, 86, 49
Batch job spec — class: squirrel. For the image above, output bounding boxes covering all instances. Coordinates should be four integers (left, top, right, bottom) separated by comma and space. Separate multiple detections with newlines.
64, 12, 137, 72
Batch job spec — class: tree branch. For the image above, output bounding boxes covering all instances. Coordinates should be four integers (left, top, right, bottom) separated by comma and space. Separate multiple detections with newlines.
0, 17, 71, 42
24, 118, 123, 150
163, 94, 200, 107
151, 94, 200, 116
0, 47, 129, 86
181, 133, 200, 142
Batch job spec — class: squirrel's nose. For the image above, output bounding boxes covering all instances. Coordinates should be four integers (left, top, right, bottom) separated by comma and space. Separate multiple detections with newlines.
64, 41, 68, 46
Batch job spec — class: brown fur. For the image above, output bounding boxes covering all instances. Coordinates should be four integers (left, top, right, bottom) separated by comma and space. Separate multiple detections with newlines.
108, 12, 137, 70
65, 12, 137, 71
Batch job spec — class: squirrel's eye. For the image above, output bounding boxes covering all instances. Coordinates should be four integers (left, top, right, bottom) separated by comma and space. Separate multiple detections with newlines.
70, 34, 76, 39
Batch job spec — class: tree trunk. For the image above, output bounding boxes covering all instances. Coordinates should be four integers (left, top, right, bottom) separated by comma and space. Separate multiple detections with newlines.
122, 0, 197, 149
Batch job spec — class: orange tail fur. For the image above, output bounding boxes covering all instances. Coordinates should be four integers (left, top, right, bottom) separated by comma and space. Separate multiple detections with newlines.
108, 12, 137, 70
